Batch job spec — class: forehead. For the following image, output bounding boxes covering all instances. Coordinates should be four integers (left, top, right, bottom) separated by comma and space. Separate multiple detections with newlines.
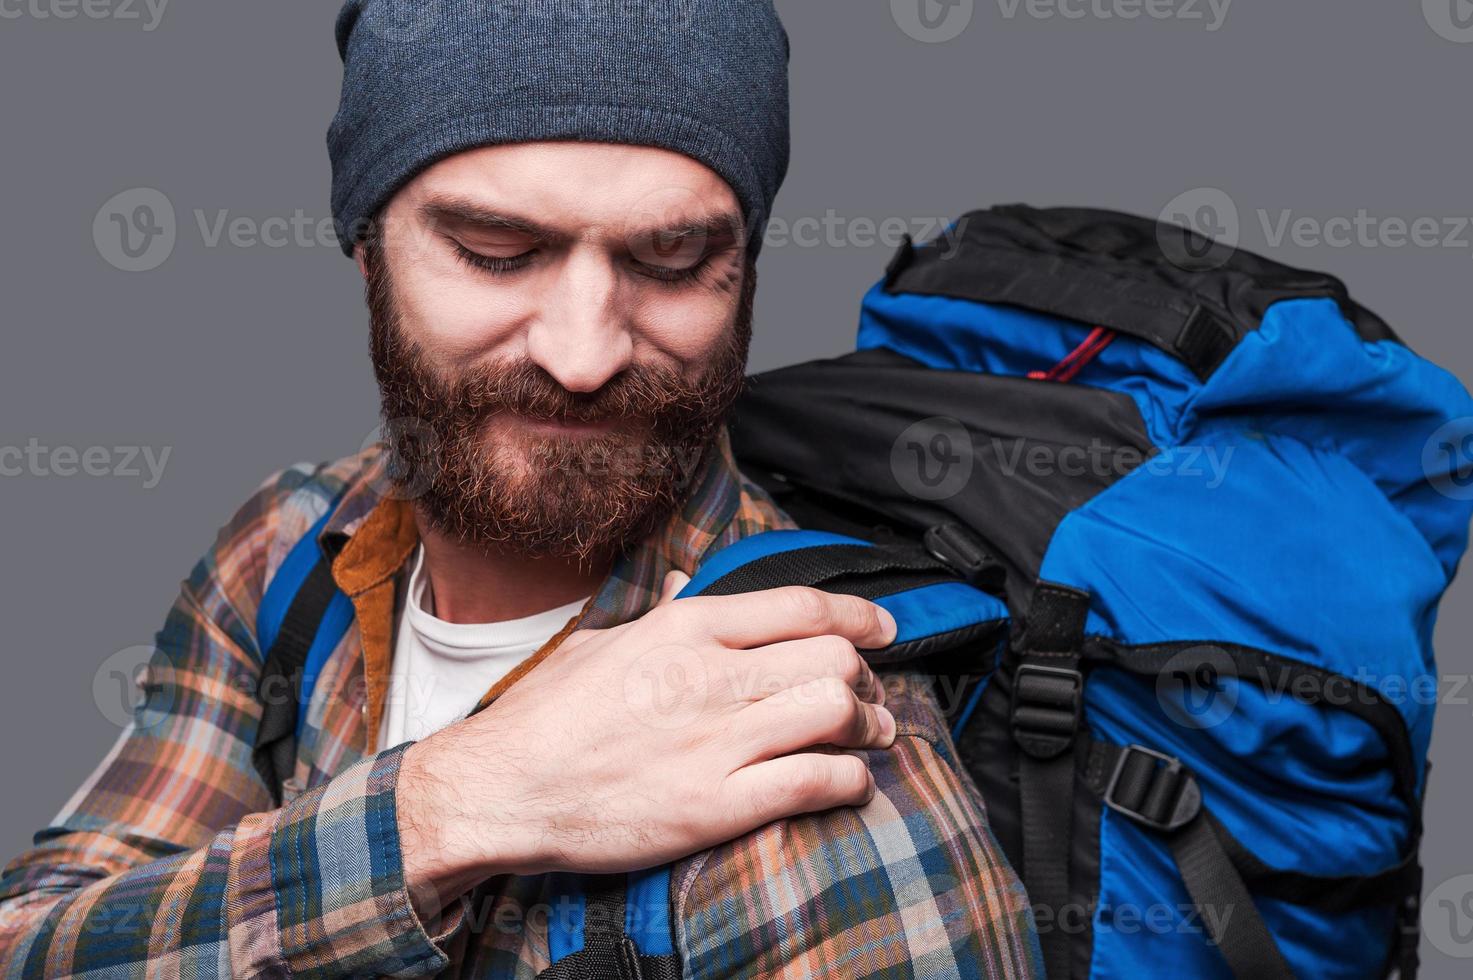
392, 141, 741, 237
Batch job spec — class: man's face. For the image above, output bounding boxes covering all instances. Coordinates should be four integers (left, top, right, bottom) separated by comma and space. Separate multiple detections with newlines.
361, 141, 756, 563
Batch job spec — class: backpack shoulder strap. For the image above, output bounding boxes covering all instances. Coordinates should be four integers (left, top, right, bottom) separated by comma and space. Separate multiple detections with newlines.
252, 493, 354, 805
539, 870, 681, 980
678, 526, 1008, 664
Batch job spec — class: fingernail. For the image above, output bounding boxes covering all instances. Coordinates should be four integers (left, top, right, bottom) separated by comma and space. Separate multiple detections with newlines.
878, 705, 896, 743
876, 605, 897, 641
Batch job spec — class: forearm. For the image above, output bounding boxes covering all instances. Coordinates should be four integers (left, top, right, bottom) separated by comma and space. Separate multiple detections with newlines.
0, 746, 457, 979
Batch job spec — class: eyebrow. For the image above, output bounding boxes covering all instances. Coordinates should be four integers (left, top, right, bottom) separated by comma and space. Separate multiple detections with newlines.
416, 197, 745, 250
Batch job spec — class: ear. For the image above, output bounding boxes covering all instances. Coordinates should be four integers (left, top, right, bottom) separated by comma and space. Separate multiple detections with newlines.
353, 243, 369, 279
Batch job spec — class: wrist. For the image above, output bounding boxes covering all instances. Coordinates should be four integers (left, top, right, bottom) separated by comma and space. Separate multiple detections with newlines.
395, 737, 543, 912
396, 740, 489, 915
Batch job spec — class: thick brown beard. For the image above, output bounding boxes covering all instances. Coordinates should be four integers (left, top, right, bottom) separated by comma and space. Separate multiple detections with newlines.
362, 238, 755, 563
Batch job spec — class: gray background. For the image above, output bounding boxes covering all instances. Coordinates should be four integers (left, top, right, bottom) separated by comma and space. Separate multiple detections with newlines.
1, 0, 1470, 973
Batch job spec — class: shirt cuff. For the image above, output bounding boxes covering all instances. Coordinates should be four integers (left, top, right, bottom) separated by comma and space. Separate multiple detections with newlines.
228, 743, 464, 978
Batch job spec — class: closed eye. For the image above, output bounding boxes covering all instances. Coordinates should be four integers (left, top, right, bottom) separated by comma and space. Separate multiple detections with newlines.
451, 240, 537, 274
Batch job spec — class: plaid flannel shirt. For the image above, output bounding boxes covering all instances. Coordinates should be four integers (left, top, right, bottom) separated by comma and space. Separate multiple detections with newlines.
0, 432, 1042, 978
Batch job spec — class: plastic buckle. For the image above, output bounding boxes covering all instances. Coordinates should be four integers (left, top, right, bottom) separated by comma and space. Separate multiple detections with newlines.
1103, 744, 1202, 832
1010, 663, 1083, 759
924, 522, 994, 582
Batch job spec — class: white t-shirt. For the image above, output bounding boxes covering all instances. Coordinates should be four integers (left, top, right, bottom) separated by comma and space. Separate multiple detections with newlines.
377, 545, 588, 750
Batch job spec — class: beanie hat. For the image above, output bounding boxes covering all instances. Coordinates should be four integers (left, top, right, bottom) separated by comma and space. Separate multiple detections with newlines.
328, 0, 791, 259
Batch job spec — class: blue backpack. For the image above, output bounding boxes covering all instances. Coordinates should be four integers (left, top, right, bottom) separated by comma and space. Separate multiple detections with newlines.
253, 205, 1473, 979
727, 205, 1473, 979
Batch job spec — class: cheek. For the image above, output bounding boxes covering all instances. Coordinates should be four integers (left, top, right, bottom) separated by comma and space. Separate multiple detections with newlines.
392, 262, 530, 362
632, 281, 744, 369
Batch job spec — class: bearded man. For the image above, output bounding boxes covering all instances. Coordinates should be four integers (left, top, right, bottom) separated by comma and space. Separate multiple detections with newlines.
0, 2, 1042, 976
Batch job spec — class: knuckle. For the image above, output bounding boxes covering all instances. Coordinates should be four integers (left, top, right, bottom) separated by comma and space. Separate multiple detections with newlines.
774, 755, 870, 812
643, 599, 697, 639
794, 756, 838, 799
818, 674, 855, 703
823, 638, 864, 684
856, 598, 886, 636
830, 754, 870, 797
814, 685, 863, 739
780, 587, 830, 633
656, 598, 692, 624
757, 762, 815, 814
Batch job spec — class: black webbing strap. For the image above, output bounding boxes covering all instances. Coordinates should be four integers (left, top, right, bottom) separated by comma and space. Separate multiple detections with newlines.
698, 542, 963, 599
884, 234, 1240, 380
1020, 749, 1076, 978
1091, 742, 1293, 978
251, 555, 339, 806
536, 879, 682, 980
1170, 817, 1295, 978
1012, 584, 1091, 980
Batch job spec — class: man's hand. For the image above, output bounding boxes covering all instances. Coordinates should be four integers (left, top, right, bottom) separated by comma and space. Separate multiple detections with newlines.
396, 574, 898, 911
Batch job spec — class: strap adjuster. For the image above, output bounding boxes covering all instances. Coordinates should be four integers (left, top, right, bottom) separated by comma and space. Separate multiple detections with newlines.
923, 522, 1003, 590
1103, 744, 1202, 832
1010, 663, 1083, 759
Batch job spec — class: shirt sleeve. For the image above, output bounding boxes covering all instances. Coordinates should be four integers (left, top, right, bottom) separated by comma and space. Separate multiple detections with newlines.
673, 671, 1044, 980
0, 468, 461, 978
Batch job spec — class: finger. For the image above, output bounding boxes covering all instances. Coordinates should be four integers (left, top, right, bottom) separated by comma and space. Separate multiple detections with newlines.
730, 677, 897, 760
721, 751, 877, 828
673, 586, 897, 650
723, 635, 884, 705
656, 570, 692, 606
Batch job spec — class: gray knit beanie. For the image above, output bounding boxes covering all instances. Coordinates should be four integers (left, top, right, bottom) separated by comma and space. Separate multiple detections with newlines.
328, 0, 791, 259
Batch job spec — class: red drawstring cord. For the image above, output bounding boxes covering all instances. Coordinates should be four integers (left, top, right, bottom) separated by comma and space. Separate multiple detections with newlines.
1026, 327, 1116, 383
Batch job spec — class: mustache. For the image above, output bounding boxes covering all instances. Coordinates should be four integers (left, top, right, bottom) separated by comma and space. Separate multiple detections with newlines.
444, 359, 720, 426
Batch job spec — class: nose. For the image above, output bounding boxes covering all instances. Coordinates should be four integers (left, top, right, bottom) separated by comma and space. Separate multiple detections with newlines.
525, 248, 635, 393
